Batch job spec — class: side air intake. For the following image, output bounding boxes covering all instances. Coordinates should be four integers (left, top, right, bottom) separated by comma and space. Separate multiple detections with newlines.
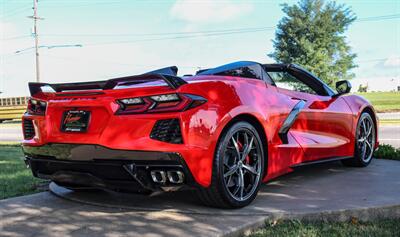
23, 119, 35, 140
150, 119, 183, 144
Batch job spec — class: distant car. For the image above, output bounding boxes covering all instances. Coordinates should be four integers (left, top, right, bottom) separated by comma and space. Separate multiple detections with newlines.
22, 61, 378, 208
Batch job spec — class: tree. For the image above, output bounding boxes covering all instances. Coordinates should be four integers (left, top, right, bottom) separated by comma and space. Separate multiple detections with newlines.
358, 84, 368, 93
269, 0, 357, 87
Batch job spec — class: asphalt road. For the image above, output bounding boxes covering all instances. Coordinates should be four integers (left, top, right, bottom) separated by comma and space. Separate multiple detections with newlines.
379, 125, 400, 148
0, 124, 22, 142
1, 123, 399, 148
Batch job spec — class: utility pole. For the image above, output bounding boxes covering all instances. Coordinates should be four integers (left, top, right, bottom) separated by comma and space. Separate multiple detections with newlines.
29, 0, 42, 82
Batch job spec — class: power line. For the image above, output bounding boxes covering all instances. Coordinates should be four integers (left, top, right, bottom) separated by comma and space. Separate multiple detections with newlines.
0, 35, 31, 41
41, 26, 275, 38
82, 27, 274, 47
2, 12, 398, 42
34, 13, 400, 40
357, 14, 400, 22
357, 57, 400, 63
0, 6, 32, 19
38, 0, 144, 8
44, 54, 201, 69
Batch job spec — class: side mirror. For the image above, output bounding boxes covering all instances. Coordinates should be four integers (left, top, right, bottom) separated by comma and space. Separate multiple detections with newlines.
335, 80, 352, 96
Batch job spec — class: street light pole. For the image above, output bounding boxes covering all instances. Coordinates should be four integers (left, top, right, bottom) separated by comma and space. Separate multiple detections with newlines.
33, 0, 40, 82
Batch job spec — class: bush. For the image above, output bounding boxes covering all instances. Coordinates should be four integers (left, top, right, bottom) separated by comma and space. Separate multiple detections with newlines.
374, 144, 400, 160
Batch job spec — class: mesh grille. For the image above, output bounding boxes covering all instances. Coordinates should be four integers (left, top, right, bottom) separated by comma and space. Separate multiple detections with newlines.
150, 119, 183, 144
23, 119, 35, 140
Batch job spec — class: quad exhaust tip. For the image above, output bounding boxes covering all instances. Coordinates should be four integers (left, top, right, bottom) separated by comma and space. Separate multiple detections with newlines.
150, 170, 167, 184
150, 170, 184, 184
167, 170, 184, 184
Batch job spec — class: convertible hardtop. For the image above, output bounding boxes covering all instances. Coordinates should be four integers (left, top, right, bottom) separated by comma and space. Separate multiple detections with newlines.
28, 61, 333, 96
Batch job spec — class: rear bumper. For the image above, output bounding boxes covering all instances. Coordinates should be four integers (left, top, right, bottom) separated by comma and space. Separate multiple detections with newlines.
23, 144, 197, 192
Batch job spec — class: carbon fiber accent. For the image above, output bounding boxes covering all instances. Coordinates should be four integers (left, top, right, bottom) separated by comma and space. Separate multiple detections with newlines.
150, 119, 183, 144
278, 100, 306, 144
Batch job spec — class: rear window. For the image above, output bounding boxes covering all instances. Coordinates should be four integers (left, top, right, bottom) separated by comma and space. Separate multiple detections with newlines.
216, 65, 261, 79
215, 65, 274, 84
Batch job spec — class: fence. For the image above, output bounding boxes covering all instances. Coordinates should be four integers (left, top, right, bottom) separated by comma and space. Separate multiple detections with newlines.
0, 97, 29, 122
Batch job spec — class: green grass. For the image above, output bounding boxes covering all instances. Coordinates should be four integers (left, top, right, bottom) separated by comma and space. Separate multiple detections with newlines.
374, 144, 400, 160
356, 92, 400, 113
250, 219, 400, 237
0, 145, 48, 200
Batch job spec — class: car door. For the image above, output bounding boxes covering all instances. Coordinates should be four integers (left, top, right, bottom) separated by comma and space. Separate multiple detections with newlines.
267, 67, 354, 163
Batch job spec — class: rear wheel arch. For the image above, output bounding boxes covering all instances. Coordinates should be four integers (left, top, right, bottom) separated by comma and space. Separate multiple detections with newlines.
219, 113, 269, 177
197, 117, 267, 207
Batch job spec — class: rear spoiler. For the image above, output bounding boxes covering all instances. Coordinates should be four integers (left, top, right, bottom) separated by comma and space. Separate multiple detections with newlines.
28, 72, 187, 96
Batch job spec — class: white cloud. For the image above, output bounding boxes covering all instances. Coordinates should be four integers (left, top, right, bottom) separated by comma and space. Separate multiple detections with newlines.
170, 0, 253, 24
383, 55, 400, 68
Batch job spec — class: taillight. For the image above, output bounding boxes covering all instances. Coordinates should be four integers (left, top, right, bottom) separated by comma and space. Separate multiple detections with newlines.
27, 98, 47, 115
116, 93, 206, 115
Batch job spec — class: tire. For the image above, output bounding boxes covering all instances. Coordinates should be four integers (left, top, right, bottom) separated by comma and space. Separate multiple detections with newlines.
342, 112, 376, 167
196, 121, 265, 208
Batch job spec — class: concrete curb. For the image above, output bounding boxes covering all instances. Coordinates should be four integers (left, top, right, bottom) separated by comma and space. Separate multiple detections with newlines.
2, 159, 399, 237
49, 182, 400, 237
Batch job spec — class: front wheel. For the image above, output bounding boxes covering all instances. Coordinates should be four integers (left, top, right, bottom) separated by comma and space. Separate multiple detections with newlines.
196, 121, 265, 208
342, 112, 376, 167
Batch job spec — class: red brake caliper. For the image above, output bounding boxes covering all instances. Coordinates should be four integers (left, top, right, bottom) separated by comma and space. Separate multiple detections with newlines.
238, 141, 251, 164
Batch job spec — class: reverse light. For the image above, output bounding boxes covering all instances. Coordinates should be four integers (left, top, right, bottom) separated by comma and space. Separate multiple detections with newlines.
116, 93, 206, 115
150, 93, 179, 102
120, 97, 143, 105
27, 99, 47, 115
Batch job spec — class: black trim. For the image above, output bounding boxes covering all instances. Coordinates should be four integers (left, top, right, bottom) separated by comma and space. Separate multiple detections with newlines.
145, 66, 178, 76
263, 63, 336, 96
278, 100, 306, 144
23, 144, 198, 192
28, 73, 187, 96
26, 156, 192, 191
196, 61, 275, 85
22, 144, 180, 161
290, 156, 353, 168
23, 119, 35, 140
150, 119, 183, 144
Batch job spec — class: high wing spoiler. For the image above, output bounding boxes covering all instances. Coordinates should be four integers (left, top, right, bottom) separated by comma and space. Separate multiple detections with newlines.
28, 66, 187, 96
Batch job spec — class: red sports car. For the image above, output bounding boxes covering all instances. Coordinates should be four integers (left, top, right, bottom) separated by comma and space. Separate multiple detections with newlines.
22, 61, 378, 208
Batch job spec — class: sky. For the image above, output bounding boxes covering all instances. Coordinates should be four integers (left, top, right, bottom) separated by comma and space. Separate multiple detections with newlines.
0, 0, 399, 97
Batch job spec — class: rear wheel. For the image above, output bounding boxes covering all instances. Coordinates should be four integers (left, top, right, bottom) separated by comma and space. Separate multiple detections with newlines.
342, 112, 376, 167
196, 121, 265, 208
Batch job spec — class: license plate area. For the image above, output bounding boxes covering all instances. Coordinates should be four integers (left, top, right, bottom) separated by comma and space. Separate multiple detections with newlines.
61, 110, 90, 132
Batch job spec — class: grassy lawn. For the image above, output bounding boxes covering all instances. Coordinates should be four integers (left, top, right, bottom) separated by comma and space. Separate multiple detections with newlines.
0, 145, 48, 200
356, 92, 400, 113
250, 219, 400, 237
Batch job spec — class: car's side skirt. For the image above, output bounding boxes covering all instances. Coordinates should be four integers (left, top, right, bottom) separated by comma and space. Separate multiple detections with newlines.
290, 156, 353, 168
